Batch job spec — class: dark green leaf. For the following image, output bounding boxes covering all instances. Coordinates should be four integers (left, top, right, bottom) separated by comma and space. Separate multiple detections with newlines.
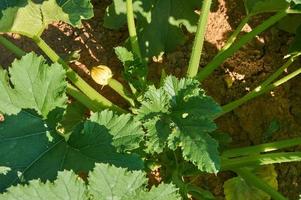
244, 0, 289, 15
289, 25, 301, 55
0, 110, 143, 191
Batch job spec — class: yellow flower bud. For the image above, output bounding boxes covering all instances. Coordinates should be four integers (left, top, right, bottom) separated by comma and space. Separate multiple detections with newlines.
91, 65, 113, 86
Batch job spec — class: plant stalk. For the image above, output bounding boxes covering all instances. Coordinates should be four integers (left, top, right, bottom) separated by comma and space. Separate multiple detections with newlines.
235, 168, 287, 200
217, 62, 301, 118
0, 35, 25, 58
186, 0, 212, 78
126, 0, 142, 60
32, 36, 127, 113
221, 152, 301, 170
222, 137, 301, 158
218, 15, 250, 54
66, 84, 99, 112
108, 78, 136, 107
197, 10, 287, 81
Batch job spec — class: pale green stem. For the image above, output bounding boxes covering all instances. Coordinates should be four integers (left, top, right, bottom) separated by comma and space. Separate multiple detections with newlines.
66, 84, 100, 112
197, 10, 287, 81
108, 79, 136, 107
126, 0, 142, 60
222, 137, 301, 158
217, 57, 301, 118
186, 0, 212, 78
222, 152, 301, 170
0, 35, 25, 58
218, 15, 251, 54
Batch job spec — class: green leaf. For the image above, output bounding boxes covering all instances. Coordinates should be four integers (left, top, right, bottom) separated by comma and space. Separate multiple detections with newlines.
0, 53, 67, 118
244, 0, 289, 15
277, 15, 301, 33
0, 110, 143, 191
104, 0, 201, 57
0, 163, 181, 200
115, 46, 147, 92
137, 76, 221, 173
0, 170, 86, 200
0, 0, 93, 38
288, 25, 301, 55
224, 165, 278, 200
89, 110, 144, 152
89, 163, 181, 200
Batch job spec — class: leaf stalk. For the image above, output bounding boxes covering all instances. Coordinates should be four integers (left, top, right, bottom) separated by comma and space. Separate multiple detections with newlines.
197, 10, 287, 81
186, 0, 212, 78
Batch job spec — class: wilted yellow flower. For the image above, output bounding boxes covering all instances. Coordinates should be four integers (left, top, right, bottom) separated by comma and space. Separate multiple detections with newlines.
91, 65, 113, 86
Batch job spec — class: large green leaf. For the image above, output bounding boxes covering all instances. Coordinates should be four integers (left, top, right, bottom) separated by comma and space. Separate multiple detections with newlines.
104, 0, 200, 57
0, 163, 181, 200
224, 165, 278, 200
244, 0, 289, 15
0, 110, 143, 191
0, 0, 93, 38
0, 53, 67, 118
137, 76, 221, 173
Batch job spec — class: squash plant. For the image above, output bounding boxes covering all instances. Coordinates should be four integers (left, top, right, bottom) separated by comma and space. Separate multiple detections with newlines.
0, 0, 301, 199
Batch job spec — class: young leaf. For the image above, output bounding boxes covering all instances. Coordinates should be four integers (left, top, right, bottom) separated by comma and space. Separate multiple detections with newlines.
0, 110, 143, 191
0, 0, 93, 38
0, 53, 67, 118
137, 76, 221, 173
0, 170, 86, 200
0, 163, 181, 200
105, 0, 201, 57
115, 46, 147, 92
224, 165, 278, 200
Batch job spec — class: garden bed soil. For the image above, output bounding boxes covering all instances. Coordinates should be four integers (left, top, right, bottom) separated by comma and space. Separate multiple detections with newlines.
1, 0, 301, 199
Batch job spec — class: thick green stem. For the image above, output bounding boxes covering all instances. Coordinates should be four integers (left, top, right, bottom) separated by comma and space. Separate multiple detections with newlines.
186, 0, 212, 78
218, 15, 250, 54
0, 35, 25, 58
126, 0, 142, 60
66, 84, 100, 111
235, 168, 287, 200
197, 10, 287, 81
32, 36, 126, 113
217, 62, 301, 118
222, 137, 301, 158
221, 152, 301, 170
108, 79, 136, 107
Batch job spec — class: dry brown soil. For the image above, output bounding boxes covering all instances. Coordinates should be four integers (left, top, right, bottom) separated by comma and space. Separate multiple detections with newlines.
1, 0, 301, 199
